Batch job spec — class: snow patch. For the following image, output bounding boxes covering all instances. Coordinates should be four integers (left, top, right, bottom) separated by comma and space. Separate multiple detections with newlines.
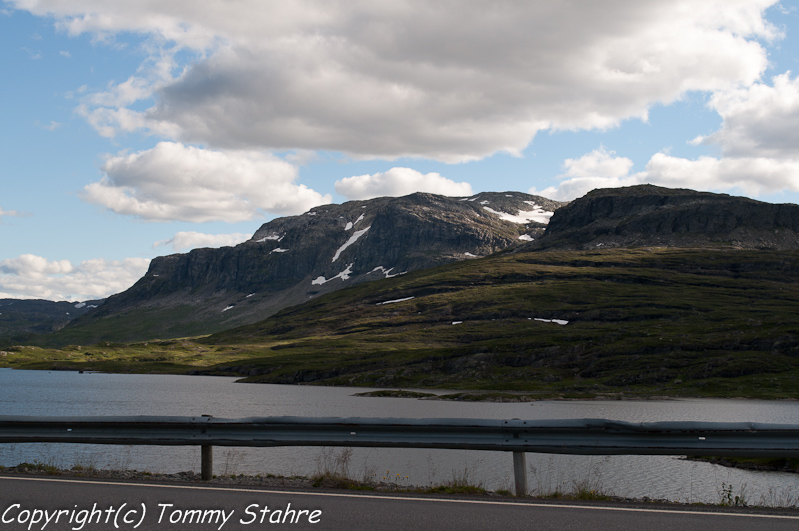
452, 321, 463, 325
377, 296, 415, 305
312, 263, 355, 285
371, 266, 403, 278
74, 302, 86, 309
332, 227, 370, 262
344, 214, 365, 231
222, 305, 234, 312
464, 252, 478, 257
480, 200, 490, 205
518, 234, 534, 241
256, 234, 282, 242
270, 248, 289, 253
483, 205, 554, 224
246, 293, 255, 298
308, 212, 317, 216
534, 318, 569, 325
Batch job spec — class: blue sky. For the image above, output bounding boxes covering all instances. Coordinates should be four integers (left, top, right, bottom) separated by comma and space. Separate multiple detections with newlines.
2, 1, 799, 301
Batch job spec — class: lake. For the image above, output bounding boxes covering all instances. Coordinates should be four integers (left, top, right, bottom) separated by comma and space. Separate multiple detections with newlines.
1, 368, 798, 504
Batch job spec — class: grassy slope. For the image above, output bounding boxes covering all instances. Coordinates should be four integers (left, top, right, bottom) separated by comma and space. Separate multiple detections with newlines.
3, 248, 799, 399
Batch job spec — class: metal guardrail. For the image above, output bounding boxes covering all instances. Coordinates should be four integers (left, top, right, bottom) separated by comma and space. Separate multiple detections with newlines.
2, 415, 799, 495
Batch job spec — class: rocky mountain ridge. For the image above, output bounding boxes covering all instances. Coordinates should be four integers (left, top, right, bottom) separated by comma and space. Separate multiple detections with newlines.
11, 184, 799, 347
534, 185, 799, 250
52, 191, 561, 343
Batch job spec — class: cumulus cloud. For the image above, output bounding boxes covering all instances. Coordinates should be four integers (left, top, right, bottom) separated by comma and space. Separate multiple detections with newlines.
533, 148, 641, 200
693, 72, 799, 159
536, 69, 799, 201
640, 72, 799, 197
82, 142, 331, 222
0, 254, 73, 276
642, 153, 799, 196
0, 254, 150, 301
153, 231, 250, 253
12, 0, 781, 161
335, 167, 473, 200
536, 149, 799, 201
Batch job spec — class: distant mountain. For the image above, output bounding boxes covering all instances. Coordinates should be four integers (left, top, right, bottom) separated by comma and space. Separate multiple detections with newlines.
48, 192, 562, 344
0, 298, 103, 345
534, 185, 799, 250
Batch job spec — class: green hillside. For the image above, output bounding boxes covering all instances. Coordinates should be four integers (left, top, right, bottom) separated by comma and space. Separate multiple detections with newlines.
4, 247, 799, 399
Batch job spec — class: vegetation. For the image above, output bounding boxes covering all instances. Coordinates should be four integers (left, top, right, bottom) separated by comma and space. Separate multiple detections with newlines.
3, 248, 799, 399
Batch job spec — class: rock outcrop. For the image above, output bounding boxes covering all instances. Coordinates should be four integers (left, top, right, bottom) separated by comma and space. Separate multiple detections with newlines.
535, 185, 799, 250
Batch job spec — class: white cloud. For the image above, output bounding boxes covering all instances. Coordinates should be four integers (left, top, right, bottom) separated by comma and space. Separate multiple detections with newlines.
82, 141, 331, 222
533, 148, 641, 200
642, 153, 799, 195
640, 72, 799, 196
693, 72, 799, 159
335, 167, 473, 200
153, 231, 250, 253
0, 254, 73, 276
0, 254, 150, 301
536, 69, 799, 201
12, 0, 781, 161
535, 149, 799, 201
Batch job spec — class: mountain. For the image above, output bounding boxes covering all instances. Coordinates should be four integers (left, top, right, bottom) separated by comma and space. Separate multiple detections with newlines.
14, 184, 799, 349
533, 184, 799, 250
47, 192, 563, 345
0, 298, 103, 345
7, 185, 799, 399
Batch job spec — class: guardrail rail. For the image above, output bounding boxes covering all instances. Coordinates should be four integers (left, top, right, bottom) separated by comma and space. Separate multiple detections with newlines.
2, 415, 799, 495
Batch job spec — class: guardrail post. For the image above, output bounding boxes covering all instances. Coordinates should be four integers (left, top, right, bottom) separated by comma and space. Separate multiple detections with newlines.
513, 451, 527, 496
201, 415, 213, 481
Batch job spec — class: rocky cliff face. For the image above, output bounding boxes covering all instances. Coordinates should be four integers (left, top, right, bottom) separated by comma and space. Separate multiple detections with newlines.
535, 185, 799, 250
62, 191, 562, 342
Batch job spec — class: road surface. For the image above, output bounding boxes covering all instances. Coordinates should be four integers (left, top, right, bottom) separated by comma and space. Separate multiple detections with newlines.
2, 475, 799, 530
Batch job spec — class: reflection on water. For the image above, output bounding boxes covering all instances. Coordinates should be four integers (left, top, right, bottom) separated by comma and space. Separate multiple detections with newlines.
1, 368, 798, 503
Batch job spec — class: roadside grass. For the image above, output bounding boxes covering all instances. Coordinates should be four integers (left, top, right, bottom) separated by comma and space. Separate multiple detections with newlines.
5, 458, 799, 508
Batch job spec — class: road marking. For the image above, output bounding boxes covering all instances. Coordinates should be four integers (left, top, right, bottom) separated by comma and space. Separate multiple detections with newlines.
3, 475, 799, 520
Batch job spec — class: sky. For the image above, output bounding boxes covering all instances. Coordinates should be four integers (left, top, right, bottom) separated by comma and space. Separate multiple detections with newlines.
2, 0, 799, 301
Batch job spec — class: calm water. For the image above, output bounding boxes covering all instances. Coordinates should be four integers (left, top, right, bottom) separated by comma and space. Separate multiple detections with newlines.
1, 368, 798, 504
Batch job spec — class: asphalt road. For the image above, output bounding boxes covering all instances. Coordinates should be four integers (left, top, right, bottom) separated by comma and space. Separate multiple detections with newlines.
2, 476, 799, 530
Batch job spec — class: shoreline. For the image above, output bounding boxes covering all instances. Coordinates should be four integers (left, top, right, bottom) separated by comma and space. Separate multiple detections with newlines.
3, 367, 799, 402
